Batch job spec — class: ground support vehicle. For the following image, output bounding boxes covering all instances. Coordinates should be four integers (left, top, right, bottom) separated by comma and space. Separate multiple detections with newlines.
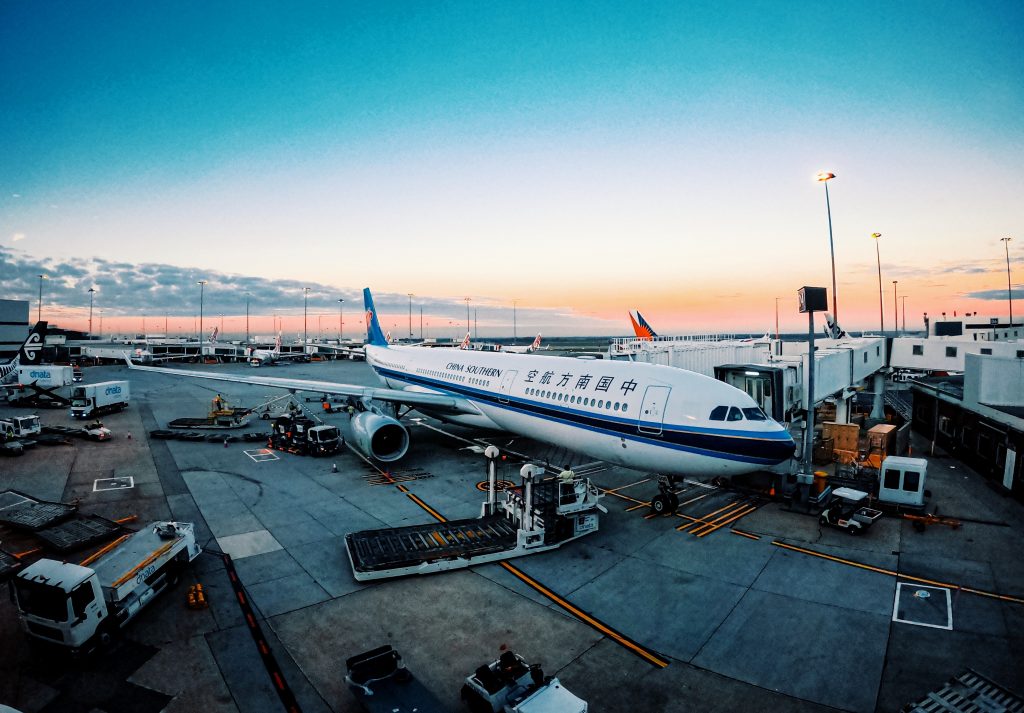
345, 463, 605, 581
167, 394, 252, 429
461, 650, 587, 713
818, 487, 883, 535
344, 645, 446, 713
267, 413, 341, 456
3, 382, 71, 408
42, 423, 112, 441
12, 521, 200, 652
1, 415, 41, 440
70, 381, 129, 419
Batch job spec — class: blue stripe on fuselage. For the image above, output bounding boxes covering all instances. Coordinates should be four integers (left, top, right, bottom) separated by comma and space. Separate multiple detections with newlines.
372, 365, 794, 465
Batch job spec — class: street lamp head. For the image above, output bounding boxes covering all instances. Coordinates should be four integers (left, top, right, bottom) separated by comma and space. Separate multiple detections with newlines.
871, 232, 882, 239
815, 171, 836, 182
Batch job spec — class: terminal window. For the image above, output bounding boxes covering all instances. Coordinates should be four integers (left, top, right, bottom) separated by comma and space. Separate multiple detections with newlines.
945, 347, 957, 357
913, 345, 924, 355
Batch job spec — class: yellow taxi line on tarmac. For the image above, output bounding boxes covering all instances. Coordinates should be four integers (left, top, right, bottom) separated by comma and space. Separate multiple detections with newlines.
602, 478, 652, 494
498, 561, 670, 669
731, 529, 761, 540
677, 500, 744, 532
772, 541, 1024, 605
695, 504, 758, 538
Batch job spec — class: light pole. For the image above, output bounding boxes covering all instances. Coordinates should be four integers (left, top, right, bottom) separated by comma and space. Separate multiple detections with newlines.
338, 298, 344, 340
99, 310, 104, 338
303, 287, 310, 348
36, 274, 47, 322
88, 287, 96, 335
245, 293, 251, 343
464, 297, 471, 333
407, 293, 414, 339
871, 233, 883, 333
774, 297, 780, 340
512, 299, 519, 344
1003, 239, 1011, 327
901, 295, 907, 332
815, 172, 838, 320
197, 280, 207, 357
892, 281, 898, 335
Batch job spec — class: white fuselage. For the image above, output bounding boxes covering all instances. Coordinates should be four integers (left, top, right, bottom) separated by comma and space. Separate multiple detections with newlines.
366, 344, 794, 477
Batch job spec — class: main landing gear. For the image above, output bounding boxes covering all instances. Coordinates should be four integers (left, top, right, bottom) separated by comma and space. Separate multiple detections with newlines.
650, 475, 679, 515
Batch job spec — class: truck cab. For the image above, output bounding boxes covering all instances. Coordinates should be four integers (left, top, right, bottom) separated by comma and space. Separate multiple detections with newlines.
461, 651, 587, 713
11, 561, 107, 649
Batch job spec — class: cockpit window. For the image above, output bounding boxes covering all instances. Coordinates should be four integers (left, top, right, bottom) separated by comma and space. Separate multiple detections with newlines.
727, 407, 743, 421
742, 407, 767, 421
709, 406, 728, 421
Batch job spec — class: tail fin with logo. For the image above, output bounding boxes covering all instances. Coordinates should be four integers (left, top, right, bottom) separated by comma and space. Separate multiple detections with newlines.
209, 326, 219, 343
530, 333, 542, 352
273, 335, 282, 354
363, 288, 389, 347
0, 321, 47, 382
629, 311, 658, 340
460, 332, 471, 350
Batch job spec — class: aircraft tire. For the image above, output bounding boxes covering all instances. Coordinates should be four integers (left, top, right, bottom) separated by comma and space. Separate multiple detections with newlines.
667, 492, 679, 511
651, 494, 670, 515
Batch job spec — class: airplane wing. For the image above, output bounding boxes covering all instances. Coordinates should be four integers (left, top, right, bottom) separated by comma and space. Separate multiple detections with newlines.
123, 359, 477, 415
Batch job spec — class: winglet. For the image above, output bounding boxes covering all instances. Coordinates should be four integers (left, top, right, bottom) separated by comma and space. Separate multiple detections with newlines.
363, 288, 389, 347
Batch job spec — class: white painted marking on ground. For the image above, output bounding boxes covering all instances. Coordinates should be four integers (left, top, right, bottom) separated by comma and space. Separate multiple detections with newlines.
93, 476, 135, 492
892, 582, 953, 630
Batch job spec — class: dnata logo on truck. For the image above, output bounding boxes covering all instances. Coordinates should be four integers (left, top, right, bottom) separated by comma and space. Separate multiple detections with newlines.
29, 370, 51, 379
104, 385, 123, 396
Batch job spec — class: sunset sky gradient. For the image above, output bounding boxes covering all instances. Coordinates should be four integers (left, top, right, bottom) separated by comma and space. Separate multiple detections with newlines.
2, 1, 1022, 337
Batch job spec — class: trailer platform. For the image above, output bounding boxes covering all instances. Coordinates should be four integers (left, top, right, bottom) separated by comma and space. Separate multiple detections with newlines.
0, 490, 76, 531
35, 515, 123, 553
347, 514, 518, 576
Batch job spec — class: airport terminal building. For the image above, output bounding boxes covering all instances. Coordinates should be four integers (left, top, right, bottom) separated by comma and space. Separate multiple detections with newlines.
0, 299, 29, 361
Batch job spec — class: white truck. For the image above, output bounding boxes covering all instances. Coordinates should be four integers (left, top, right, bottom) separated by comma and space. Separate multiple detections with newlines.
12, 521, 200, 652
70, 380, 130, 418
17, 365, 73, 388
0, 415, 42, 440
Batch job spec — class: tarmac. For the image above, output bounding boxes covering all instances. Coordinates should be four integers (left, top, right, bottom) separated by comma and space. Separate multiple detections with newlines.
1, 358, 1022, 713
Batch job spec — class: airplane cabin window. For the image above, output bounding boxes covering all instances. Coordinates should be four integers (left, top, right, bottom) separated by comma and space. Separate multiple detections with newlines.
727, 407, 743, 421
709, 406, 728, 421
621, 404, 628, 413
598, 400, 604, 408
742, 407, 767, 421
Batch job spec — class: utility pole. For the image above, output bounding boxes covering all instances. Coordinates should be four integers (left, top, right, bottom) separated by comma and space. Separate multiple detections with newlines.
407, 293, 414, 339
88, 287, 96, 335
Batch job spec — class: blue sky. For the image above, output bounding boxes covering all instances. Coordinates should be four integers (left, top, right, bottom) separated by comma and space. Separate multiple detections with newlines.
2, 1, 1022, 336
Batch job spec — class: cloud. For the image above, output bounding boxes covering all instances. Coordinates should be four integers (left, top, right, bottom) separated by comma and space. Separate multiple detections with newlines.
11, 233, 25, 242
962, 287, 1024, 301
0, 247, 607, 331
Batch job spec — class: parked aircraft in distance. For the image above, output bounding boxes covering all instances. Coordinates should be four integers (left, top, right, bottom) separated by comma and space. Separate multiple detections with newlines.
502, 334, 543, 354
127, 289, 795, 512
0, 322, 46, 382
248, 335, 309, 367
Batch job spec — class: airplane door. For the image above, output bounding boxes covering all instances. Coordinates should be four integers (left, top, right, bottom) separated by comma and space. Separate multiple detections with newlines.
638, 385, 671, 435
498, 370, 518, 404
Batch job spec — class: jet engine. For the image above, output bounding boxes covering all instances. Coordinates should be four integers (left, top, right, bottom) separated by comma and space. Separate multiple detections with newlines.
350, 410, 409, 462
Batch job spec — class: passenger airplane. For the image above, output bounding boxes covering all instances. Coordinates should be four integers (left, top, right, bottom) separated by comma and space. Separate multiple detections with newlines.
503, 334, 543, 354
248, 336, 310, 367
0, 322, 46, 382
127, 289, 795, 509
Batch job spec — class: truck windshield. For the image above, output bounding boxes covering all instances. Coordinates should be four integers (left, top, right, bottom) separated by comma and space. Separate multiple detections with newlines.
14, 580, 69, 622
71, 398, 89, 407
313, 427, 339, 443
20, 416, 40, 429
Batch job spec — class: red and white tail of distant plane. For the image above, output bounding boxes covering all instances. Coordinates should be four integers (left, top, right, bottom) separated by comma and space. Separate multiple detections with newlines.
503, 333, 542, 353
127, 289, 796, 485
249, 335, 304, 367
208, 326, 219, 343
459, 332, 471, 350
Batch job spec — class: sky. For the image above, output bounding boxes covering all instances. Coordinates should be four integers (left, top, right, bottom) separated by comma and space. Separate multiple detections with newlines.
2, 0, 1022, 338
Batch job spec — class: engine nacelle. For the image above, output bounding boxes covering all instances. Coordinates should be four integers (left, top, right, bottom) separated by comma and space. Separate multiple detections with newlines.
350, 411, 409, 462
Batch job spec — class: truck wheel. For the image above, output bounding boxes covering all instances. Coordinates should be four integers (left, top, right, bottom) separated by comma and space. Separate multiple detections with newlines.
847, 524, 860, 535
261, 413, 270, 420
818, 516, 828, 526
